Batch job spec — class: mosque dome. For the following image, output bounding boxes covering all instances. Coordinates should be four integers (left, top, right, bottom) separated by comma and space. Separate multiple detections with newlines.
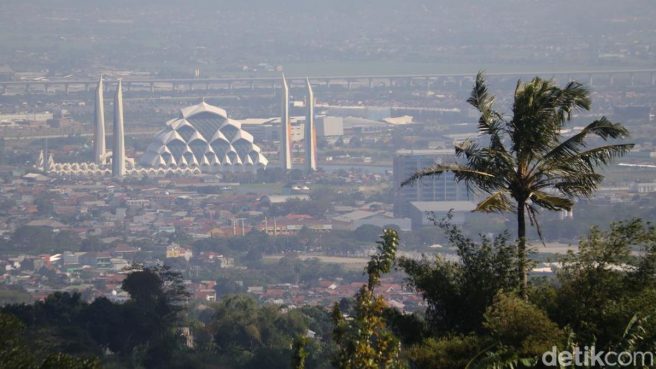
139, 101, 268, 172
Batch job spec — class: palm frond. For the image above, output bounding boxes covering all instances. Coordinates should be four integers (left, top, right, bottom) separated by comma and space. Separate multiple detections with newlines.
400, 164, 494, 187
510, 78, 564, 159
554, 81, 591, 122
543, 118, 631, 162
465, 343, 537, 369
526, 204, 545, 244
619, 314, 646, 352
529, 191, 574, 211
510, 78, 597, 162
456, 140, 513, 177
455, 139, 480, 159
475, 191, 514, 213
553, 173, 604, 198
573, 143, 635, 168
467, 72, 494, 112
467, 72, 506, 136
534, 143, 633, 193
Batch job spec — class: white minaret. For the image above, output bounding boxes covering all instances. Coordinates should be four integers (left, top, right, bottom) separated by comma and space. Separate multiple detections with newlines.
94, 76, 106, 164
37, 150, 45, 171
43, 138, 49, 173
112, 80, 126, 177
304, 77, 317, 172
280, 74, 292, 170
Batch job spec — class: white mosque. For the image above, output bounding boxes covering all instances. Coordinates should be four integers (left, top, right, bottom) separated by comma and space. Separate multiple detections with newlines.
37, 74, 318, 177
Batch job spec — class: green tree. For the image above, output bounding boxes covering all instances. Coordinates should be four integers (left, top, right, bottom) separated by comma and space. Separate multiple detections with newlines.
212, 294, 310, 369
483, 292, 563, 356
332, 229, 405, 369
0, 312, 101, 369
39, 353, 101, 369
407, 335, 485, 369
402, 73, 633, 297
399, 217, 519, 335
291, 336, 309, 369
0, 312, 33, 368
354, 225, 384, 243
425, 293, 563, 369
119, 265, 190, 368
552, 219, 656, 347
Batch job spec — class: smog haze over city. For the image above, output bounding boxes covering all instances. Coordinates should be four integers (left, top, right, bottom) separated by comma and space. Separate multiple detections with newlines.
1, 1, 656, 369
2, 0, 656, 75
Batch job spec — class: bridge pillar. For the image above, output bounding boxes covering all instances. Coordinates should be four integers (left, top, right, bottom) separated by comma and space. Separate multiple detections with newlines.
150, 82, 155, 94
25, 83, 29, 93
250, 81, 255, 90
44, 84, 49, 94
206, 82, 210, 91
651, 72, 656, 86
629, 73, 635, 86
0, 85, 5, 95
347, 81, 352, 90
64, 83, 69, 95
368, 78, 373, 89
609, 74, 614, 86
588, 75, 594, 86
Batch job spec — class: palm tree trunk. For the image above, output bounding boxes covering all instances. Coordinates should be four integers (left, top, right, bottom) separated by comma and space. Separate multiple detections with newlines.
517, 200, 528, 299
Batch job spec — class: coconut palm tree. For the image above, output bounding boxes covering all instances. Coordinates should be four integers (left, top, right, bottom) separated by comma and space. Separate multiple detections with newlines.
402, 72, 633, 297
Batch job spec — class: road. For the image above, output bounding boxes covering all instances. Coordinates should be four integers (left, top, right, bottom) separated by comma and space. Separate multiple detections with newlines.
2, 68, 655, 95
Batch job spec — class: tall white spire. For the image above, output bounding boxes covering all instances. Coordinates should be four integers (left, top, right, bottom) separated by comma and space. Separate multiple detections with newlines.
112, 80, 126, 177
304, 77, 317, 172
280, 74, 292, 170
43, 138, 49, 173
94, 75, 106, 164
37, 150, 45, 171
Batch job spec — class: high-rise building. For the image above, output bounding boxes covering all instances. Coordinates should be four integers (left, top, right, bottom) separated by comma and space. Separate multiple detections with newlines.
393, 149, 470, 217
280, 74, 292, 170
112, 80, 126, 177
94, 76, 106, 164
304, 78, 317, 172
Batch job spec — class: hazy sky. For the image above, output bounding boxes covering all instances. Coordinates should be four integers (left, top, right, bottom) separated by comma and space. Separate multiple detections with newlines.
1, 0, 654, 75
